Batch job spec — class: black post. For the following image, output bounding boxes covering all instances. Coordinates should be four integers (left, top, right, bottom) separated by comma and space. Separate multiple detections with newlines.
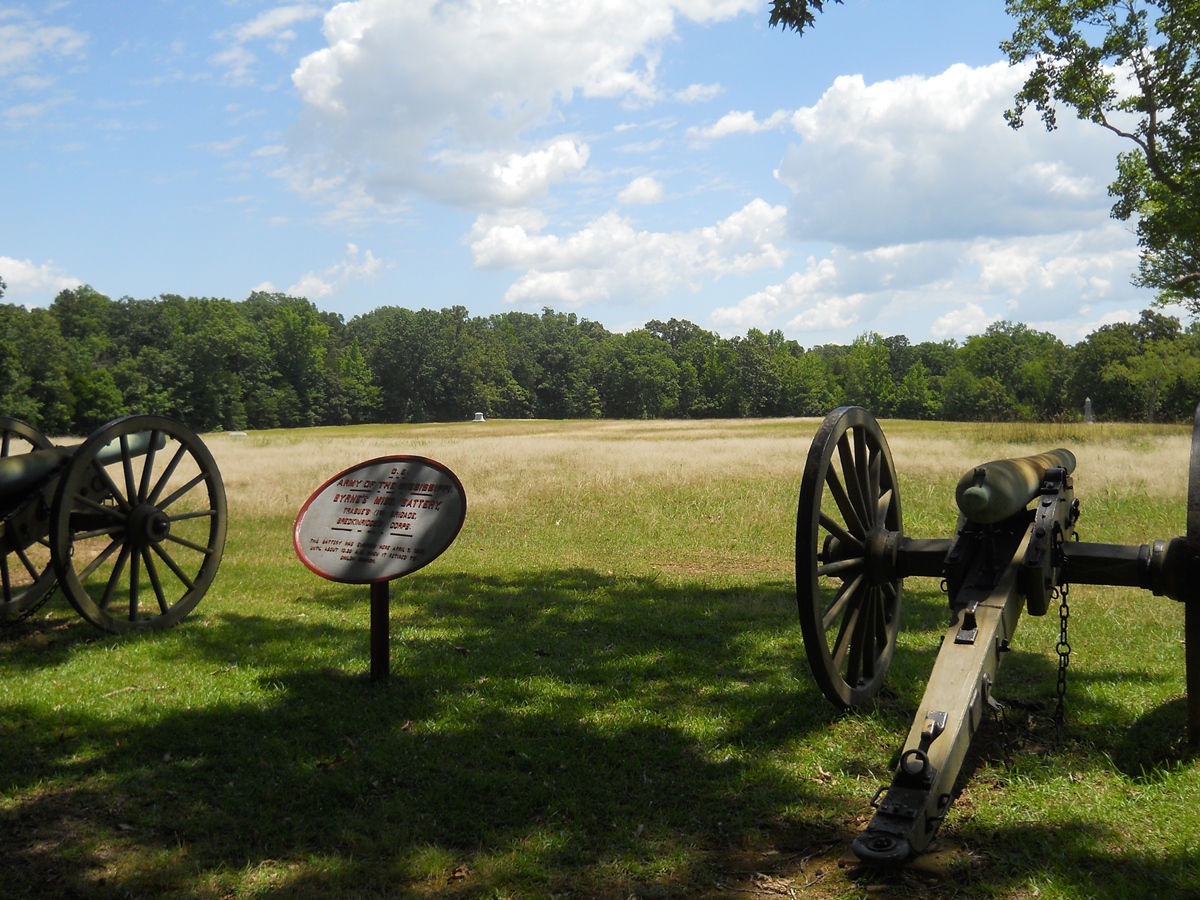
370, 580, 390, 681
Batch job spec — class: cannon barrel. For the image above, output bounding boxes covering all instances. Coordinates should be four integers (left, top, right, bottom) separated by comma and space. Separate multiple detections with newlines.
0, 431, 165, 504
955, 448, 1076, 525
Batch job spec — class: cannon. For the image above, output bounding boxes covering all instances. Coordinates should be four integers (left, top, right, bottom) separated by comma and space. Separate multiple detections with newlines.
796, 405, 1200, 863
0, 414, 227, 633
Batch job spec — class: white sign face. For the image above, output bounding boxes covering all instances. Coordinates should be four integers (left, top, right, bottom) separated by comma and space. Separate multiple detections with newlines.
293, 456, 466, 583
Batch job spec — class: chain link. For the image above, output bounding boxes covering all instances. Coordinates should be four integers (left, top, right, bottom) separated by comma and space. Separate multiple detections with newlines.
0, 583, 58, 627
1053, 580, 1071, 740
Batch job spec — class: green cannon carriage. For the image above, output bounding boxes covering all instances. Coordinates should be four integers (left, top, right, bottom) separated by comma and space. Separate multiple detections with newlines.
0, 414, 226, 633
796, 404, 1200, 863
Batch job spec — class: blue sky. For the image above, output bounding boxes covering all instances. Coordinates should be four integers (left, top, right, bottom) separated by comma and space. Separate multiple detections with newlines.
0, 0, 1169, 345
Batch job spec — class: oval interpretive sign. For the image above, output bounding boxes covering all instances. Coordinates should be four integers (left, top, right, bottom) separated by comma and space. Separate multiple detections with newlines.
293, 456, 466, 584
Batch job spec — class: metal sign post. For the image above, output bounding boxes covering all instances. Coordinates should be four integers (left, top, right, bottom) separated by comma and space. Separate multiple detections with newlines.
294, 455, 467, 681
370, 580, 390, 681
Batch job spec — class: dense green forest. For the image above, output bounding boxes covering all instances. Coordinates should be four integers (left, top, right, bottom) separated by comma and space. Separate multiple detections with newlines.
0, 286, 1197, 434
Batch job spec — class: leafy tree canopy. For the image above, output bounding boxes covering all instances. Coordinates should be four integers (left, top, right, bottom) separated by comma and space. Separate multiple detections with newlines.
1001, 0, 1200, 311
768, 0, 842, 34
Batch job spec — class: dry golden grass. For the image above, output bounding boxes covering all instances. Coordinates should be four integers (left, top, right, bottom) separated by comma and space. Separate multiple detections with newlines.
203, 416, 1193, 529
197, 416, 1193, 591
205, 419, 825, 521
885, 426, 1190, 497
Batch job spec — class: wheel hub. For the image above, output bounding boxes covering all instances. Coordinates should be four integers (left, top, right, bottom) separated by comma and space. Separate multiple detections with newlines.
127, 503, 170, 545
864, 527, 902, 584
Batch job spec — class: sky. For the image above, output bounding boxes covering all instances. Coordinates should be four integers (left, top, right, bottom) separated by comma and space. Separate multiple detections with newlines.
0, 0, 1177, 346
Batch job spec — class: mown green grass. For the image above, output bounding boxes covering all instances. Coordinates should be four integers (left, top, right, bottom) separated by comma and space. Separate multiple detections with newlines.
0, 417, 1195, 899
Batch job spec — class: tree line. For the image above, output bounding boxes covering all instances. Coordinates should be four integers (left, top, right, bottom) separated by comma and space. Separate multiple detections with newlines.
0, 286, 1196, 435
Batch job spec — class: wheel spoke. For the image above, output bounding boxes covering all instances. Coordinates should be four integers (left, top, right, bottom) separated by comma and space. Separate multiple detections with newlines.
869, 442, 883, 514
846, 587, 872, 684
837, 434, 871, 529
150, 542, 195, 591
91, 460, 132, 513
873, 586, 889, 653
854, 427, 872, 528
823, 573, 863, 630
167, 509, 217, 523
164, 532, 215, 555
1, 432, 9, 456
73, 524, 124, 541
157, 472, 207, 511
825, 468, 866, 539
817, 556, 863, 579
14, 545, 41, 581
137, 430, 161, 502
819, 511, 864, 551
875, 487, 894, 526
128, 550, 141, 620
831, 597, 861, 669
72, 493, 128, 521
120, 435, 138, 506
1, 554, 11, 600
147, 443, 188, 506
78, 538, 121, 582
860, 587, 878, 680
143, 547, 170, 614
99, 544, 131, 610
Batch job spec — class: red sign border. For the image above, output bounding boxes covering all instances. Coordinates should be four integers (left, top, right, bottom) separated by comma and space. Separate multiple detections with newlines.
293, 454, 467, 584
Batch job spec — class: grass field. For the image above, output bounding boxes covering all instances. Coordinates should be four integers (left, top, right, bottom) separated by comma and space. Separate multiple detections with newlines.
0, 416, 1196, 899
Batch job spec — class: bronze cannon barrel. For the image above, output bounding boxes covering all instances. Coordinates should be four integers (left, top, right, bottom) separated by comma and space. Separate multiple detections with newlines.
954, 448, 1076, 525
0, 430, 164, 504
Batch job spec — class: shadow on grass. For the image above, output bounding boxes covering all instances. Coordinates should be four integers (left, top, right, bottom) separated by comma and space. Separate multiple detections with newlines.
0, 569, 853, 897
846, 821, 1199, 900
0, 569, 1194, 898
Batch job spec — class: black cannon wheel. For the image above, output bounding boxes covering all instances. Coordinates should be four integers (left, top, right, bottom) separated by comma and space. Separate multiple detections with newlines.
50, 415, 227, 633
0, 417, 58, 620
797, 407, 904, 707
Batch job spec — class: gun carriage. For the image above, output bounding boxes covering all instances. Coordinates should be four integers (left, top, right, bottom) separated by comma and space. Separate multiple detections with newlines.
0, 414, 226, 633
797, 404, 1200, 864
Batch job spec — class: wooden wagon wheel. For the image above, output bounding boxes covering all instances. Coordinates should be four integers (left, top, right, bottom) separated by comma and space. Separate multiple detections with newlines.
0, 417, 58, 620
796, 406, 904, 707
50, 415, 227, 633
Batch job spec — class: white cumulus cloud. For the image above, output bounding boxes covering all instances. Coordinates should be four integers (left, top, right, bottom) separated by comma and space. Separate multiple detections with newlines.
778, 62, 1126, 247
284, 243, 384, 299
618, 176, 664, 205
0, 256, 83, 302
703, 61, 1156, 341
284, 0, 758, 212
711, 223, 1145, 339
470, 198, 787, 306
686, 109, 788, 142
931, 303, 1001, 338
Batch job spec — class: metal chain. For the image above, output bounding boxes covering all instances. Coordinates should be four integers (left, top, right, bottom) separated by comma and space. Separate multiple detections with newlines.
0, 583, 58, 627
1053, 580, 1071, 739
990, 691, 1015, 770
